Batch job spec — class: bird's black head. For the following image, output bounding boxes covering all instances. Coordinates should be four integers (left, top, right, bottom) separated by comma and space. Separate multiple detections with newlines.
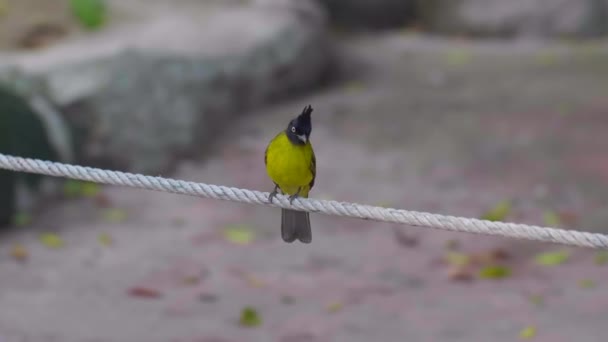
286, 105, 313, 145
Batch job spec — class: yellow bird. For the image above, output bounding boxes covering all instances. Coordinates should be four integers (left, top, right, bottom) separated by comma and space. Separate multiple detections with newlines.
264, 105, 316, 243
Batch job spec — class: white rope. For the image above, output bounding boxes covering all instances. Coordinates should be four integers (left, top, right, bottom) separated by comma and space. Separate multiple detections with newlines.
0, 153, 607, 249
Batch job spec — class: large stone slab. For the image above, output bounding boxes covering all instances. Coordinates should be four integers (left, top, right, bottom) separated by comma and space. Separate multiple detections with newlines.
0, 0, 330, 173
419, 0, 608, 38
317, 0, 416, 30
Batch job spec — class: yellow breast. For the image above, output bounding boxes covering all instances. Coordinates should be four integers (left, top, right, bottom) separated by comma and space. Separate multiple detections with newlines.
265, 132, 313, 196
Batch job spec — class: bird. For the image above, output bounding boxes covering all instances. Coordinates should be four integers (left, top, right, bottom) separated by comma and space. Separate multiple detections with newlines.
264, 105, 316, 243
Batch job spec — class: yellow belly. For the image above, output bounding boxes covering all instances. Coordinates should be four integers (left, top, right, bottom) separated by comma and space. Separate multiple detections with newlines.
265, 132, 313, 196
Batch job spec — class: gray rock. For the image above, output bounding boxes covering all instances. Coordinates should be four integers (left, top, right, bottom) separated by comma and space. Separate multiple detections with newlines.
419, 0, 608, 38
1, 0, 330, 173
318, 0, 416, 30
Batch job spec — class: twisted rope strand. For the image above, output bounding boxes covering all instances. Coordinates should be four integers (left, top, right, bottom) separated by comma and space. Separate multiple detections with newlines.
1, 153, 607, 249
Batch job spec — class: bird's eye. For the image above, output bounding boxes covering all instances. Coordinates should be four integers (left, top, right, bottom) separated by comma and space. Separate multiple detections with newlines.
291, 127, 296, 133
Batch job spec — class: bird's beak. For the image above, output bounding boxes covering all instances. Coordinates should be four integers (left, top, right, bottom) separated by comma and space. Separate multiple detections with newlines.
297, 134, 307, 143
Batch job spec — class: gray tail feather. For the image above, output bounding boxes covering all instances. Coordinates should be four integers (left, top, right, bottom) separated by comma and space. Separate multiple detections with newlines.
281, 209, 312, 244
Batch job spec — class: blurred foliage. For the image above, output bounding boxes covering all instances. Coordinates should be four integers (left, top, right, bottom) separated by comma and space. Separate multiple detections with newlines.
0, 86, 58, 226
70, 0, 107, 30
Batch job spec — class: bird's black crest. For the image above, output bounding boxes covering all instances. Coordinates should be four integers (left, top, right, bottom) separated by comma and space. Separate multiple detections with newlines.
299, 105, 313, 122
295, 105, 312, 132
285, 105, 313, 145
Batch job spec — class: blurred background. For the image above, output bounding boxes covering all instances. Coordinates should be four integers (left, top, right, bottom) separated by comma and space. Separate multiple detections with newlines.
1, 0, 608, 341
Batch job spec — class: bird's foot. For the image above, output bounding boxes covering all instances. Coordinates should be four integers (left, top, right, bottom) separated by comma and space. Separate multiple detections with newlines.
288, 193, 300, 205
268, 185, 279, 204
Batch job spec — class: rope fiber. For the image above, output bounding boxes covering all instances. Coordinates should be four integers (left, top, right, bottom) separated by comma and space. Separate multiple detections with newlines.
1, 153, 607, 249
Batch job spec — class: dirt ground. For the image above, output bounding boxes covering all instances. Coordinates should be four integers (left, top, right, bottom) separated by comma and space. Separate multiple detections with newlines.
1, 34, 608, 341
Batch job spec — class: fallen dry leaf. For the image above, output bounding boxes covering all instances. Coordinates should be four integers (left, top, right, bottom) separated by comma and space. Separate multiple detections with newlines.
594, 251, 608, 265
519, 325, 537, 339
239, 306, 262, 327
478, 265, 511, 280
326, 301, 344, 313
223, 224, 255, 245
102, 208, 128, 223
94, 193, 112, 208
10, 244, 28, 262
128, 286, 162, 299
534, 250, 569, 266
39, 233, 64, 249
98, 233, 113, 246
542, 210, 561, 227
528, 294, 544, 307
444, 252, 471, 267
578, 279, 596, 289
182, 276, 200, 286
480, 200, 511, 222
444, 239, 460, 250
471, 248, 510, 265
245, 274, 265, 288
448, 265, 473, 282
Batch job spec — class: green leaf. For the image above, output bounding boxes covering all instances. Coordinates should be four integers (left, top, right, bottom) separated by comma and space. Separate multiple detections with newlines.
542, 210, 561, 227
594, 251, 608, 265
12, 212, 32, 226
326, 301, 343, 313
528, 294, 544, 307
102, 208, 128, 223
535, 50, 558, 66
39, 233, 64, 249
239, 306, 262, 327
98, 233, 113, 246
223, 224, 255, 245
70, 0, 107, 29
519, 325, 536, 339
578, 279, 596, 289
444, 239, 460, 250
534, 250, 569, 266
478, 265, 511, 279
481, 200, 511, 222
81, 182, 101, 197
63, 180, 83, 198
444, 48, 472, 67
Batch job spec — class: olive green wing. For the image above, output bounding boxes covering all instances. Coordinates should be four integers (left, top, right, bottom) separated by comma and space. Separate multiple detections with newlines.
309, 147, 316, 190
